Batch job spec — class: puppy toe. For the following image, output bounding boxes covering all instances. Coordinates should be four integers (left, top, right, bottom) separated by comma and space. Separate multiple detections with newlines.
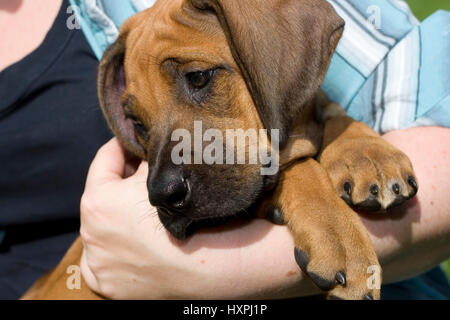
294, 248, 347, 291
371, 150, 419, 210
385, 176, 418, 209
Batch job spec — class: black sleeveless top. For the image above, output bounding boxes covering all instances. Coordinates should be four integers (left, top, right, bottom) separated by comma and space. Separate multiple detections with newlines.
0, 0, 112, 298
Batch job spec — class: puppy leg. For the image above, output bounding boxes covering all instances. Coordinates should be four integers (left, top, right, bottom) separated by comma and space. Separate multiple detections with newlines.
260, 158, 381, 299
21, 237, 103, 300
319, 102, 418, 211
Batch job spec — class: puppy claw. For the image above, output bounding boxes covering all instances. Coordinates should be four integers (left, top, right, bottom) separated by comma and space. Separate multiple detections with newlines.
311, 273, 338, 291
343, 182, 352, 195
335, 271, 346, 286
265, 206, 286, 225
408, 176, 417, 189
408, 176, 418, 195
294, 248, 343, 291
364, 293, 374, 300
341, 194, 353, 207
369, 184, 379, 196
294, 248, 309, 271
392, 183, 400, 195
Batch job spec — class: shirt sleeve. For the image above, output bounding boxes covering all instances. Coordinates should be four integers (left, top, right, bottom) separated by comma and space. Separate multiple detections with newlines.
67, 0, 155, 59
323, 0, 450, 132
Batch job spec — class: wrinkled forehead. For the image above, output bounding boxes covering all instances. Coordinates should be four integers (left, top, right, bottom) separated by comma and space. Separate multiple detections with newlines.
125, 0, 230, 67
118, 0, 241, 121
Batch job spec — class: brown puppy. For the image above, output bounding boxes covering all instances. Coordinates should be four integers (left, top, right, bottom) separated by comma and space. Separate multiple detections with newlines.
23, 0, 418, 300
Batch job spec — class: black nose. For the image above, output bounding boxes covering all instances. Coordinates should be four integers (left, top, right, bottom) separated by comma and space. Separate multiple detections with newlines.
148, 169, 191, 213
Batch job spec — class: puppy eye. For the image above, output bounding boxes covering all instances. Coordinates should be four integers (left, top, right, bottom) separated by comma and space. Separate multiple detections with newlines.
185, 70, 214, 89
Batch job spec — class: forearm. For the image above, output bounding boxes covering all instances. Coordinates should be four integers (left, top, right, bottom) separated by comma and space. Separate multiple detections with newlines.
172, 219, 319, 299
361, 126, 450, 284
176, 126, 450, 299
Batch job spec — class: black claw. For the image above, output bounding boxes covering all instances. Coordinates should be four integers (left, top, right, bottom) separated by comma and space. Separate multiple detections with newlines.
294, 248, 309, 272
335, 271, 346, 286
408, 176, 418, 190
370, 184, 379, 196
266, 206, 286, 225
364, 293, 374, 300
309, 272, 336, 291
392, 183, 400, 195
344, 182, 352, 195
342, 182, 353, 207
341, 194, 353, 207
294, 249, 337, 291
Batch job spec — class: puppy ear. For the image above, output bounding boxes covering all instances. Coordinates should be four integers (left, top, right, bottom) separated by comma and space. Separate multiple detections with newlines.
188, 0, 344, 146
97, 29, 146, 159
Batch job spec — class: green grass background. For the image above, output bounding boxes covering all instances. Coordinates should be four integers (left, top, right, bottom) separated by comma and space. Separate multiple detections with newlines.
405, 0, 450, 21
404, 0, 450, 281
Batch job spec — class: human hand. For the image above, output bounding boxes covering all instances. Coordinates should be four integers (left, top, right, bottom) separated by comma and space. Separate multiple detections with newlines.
79, 138, 312, 299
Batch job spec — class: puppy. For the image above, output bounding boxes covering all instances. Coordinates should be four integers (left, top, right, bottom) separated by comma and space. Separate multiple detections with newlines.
23, 0, 418, 300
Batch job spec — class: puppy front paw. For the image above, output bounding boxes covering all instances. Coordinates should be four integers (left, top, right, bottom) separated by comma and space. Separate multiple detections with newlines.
291, 215, 381, 299
262, 159, 382, 300
267, 204, 381, 300
320, 123, 418, 212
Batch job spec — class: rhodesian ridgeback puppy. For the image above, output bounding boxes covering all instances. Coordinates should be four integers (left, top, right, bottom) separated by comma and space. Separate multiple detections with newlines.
23, 0, 418, 300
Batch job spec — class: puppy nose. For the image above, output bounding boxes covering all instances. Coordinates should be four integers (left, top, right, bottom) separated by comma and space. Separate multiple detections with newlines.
148, 170, 191, 212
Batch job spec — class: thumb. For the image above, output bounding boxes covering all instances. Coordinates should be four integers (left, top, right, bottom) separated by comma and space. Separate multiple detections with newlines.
85, 138, 127, 189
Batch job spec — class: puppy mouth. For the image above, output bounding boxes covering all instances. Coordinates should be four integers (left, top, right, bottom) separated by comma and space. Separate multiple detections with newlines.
156, 206, 224, 240
156, 203, 257, 225
156, 206, 255, 241
157, 206, 181, 218
156, 206, 219, 222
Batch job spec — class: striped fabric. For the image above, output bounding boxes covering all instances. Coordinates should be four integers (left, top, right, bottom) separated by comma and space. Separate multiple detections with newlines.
323, 0, 450, 132
68, 0, 450, 133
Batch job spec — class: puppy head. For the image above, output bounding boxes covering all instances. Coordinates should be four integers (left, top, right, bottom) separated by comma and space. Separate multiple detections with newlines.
98, 0, 344, 239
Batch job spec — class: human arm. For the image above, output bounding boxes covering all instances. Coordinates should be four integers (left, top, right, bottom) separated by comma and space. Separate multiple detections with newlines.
80, 126, 450, 299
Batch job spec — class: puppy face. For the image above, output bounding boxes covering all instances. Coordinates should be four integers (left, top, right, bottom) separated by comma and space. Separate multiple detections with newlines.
98, 0, 344, 239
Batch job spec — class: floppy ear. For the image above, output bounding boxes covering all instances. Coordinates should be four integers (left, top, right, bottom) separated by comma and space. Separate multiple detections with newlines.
97, 29, 146, 159
187, 0, 344, 146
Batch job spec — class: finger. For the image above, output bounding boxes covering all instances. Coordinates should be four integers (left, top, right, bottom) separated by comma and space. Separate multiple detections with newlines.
86, 138, 127, 188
